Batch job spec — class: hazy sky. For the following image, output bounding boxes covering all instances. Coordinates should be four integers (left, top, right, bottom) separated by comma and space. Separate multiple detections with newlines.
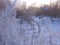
12, 0, 57, 7
21, 0, 57, 5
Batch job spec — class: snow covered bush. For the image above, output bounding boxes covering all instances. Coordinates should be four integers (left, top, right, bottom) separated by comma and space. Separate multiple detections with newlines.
17, 16, 60, 45
0, 0, 21, 45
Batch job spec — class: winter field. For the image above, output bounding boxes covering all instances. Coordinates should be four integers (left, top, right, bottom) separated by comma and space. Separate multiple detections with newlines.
0, 0, 60, 45
16, 16, 60, 45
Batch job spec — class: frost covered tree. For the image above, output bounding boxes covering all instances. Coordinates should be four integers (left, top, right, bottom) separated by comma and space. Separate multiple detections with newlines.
0, 0, 23, 45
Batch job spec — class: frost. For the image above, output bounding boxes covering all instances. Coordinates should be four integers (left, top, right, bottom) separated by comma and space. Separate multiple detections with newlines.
0, 0, 60, 45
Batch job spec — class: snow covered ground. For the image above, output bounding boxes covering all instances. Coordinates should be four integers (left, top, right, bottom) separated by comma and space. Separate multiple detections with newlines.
0, 10, 60, 45
16, 16, 60, 45
39, 17, 60, 45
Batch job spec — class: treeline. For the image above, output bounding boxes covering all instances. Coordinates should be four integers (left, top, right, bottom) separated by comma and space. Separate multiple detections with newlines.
36, 1, 60, 18
16, 1, 60, 18
0, 0, 60, 18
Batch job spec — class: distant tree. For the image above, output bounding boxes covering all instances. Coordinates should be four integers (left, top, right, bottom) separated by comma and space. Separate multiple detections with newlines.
0, 0, 12, 10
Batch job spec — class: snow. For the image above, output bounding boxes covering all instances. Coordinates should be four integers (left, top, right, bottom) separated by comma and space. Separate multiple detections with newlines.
0, 0, 60, 45
16, 16, 60, 45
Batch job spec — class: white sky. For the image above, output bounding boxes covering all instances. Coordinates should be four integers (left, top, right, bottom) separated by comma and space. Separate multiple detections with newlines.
12, 0, 57, 7
21, 0, 57, 6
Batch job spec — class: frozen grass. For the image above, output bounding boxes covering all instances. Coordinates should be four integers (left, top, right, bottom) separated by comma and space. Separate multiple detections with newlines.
17, 16, 60, 45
